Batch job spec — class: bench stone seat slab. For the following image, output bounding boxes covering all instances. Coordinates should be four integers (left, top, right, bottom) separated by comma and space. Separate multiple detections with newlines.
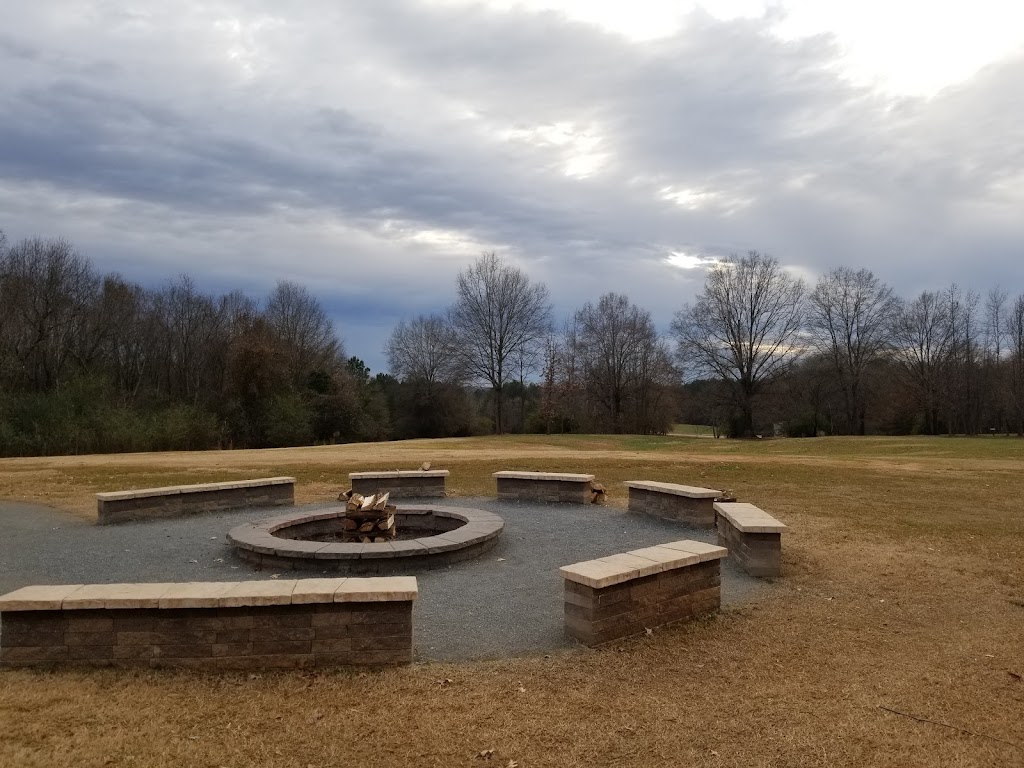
335, 577, 417, 602
624, 481, 721, 498
561, 540, 727, 589
62, 583, 178, 610
291, 578, 349, 603
561, 539, 725, 646
714, 502, 788, 533
159, 582, 237, 609
220, 580, 299, 608
0, 585, 84, 612
625, 545, 701, 570
624, 480, 724, 527
1, 578, 416, 669
714, 502, 785, 577
654, 539, 729, 563
494, 471, 595, 504
97, 477, 296, 524
350, 471, 450, 479
493, 471, 595, 482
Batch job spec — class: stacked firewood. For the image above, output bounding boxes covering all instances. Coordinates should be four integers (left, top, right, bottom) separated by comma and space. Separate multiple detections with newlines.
338, 490, 397, 543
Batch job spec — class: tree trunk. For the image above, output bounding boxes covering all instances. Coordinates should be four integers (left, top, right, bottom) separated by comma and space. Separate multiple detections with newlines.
494, 385, 504, 434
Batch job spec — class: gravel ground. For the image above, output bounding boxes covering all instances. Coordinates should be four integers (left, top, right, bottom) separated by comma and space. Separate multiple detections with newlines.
0, 498, 771, 661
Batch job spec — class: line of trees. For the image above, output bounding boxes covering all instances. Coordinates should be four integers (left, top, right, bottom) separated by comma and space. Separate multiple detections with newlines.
4, 233, 1024, 457
673, 251, 1024, 437
0, 232, 391, 455
385, 254, 678, 436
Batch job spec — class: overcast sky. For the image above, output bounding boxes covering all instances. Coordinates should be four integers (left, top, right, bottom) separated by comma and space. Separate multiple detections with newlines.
2, 1, 1022, 372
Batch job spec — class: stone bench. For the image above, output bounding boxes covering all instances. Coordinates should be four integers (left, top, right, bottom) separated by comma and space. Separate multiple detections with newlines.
349, 470, 449, 498
96, 477, 295, 524
624, 481, 723, 527
714, 502, 786, 577
0, 577, 416, 669
494, 471, 595, 504
560, 539, 727, 646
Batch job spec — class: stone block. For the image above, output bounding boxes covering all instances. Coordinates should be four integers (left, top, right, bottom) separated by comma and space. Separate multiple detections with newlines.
250, 640, 312, 656
159, 583, 238, 609
0, 584, 83, 611
219, 581, 297, 608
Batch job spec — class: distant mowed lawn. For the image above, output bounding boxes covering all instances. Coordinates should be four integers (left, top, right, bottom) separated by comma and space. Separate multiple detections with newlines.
1, 434, 1022, 767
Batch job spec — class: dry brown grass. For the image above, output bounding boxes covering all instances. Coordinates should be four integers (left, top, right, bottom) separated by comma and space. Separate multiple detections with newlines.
2, 435, 1023, 767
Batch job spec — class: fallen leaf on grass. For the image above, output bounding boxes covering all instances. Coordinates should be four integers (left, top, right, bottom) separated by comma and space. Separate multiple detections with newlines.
477, 748, 495, 760
1009, 671, 1022, 681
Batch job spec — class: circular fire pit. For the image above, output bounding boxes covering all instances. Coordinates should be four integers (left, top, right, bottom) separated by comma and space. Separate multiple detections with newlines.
227, 505, 504, 573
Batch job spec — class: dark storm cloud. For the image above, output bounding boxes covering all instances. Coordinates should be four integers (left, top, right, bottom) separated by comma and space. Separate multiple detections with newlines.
0, 1, 1021, 370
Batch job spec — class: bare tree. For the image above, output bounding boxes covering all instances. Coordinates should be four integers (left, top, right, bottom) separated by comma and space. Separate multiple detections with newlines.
807, 267, 898, 434
940, 285, 981, 434
264, 280, 343, 385
983, 288, 1008, 432
671, 251, 805, 437
1007, 295, 1024, 435
892, 290, 952, 434
572, 293, 676, 433
449, 252, 552, 433
0, 237, 98, 390
385, 314, 461, 390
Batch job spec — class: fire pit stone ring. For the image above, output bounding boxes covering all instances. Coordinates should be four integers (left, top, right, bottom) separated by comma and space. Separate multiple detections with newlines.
227, 505, 504, 573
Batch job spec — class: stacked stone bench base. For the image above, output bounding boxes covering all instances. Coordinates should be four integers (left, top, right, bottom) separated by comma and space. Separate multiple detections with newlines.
96, 477, 295, 525
494, 471, 595, 504
561, 540, 726, 646
715, 502, 786, 578
0, 578, 415, 669
349, 470, 449, 498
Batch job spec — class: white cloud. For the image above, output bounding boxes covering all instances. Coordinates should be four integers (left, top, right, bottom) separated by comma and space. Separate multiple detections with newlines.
1, 0, 1023, 371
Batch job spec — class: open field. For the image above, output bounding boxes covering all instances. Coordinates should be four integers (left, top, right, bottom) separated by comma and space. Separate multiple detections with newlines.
1, 434, 1023, 767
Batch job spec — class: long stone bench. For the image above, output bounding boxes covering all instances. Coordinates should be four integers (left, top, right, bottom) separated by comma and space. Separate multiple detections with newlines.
560, 540, 726, 646
96, 477, 295, 524
349, 470, 449, 498
624, 481, 723, 527
494, 471, 595, 504
0, 577, 416, 669
715, 502, 786, 577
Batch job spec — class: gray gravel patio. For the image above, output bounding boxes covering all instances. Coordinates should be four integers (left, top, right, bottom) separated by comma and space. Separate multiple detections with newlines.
0, 497, 771, 661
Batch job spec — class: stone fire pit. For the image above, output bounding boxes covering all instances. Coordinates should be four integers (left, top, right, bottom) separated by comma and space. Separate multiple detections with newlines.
227, 505, 503, 574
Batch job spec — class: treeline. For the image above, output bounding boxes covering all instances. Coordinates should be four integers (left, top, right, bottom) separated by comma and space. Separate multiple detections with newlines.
3, 233, 1023, 457
385, 254, 677, 437
0, 232, 394, 455
673, 252, 1024, 437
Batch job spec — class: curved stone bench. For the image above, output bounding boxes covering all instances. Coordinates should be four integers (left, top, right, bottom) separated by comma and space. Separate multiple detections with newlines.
228, 505, 503, 573
494, 471, 595, 504
561, 540, 726, 646
349, 470, 449, 498
624, 481, 723, 527
0, 577, 416, 669
714, 502, 786, 577
96, 477, 295, 524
